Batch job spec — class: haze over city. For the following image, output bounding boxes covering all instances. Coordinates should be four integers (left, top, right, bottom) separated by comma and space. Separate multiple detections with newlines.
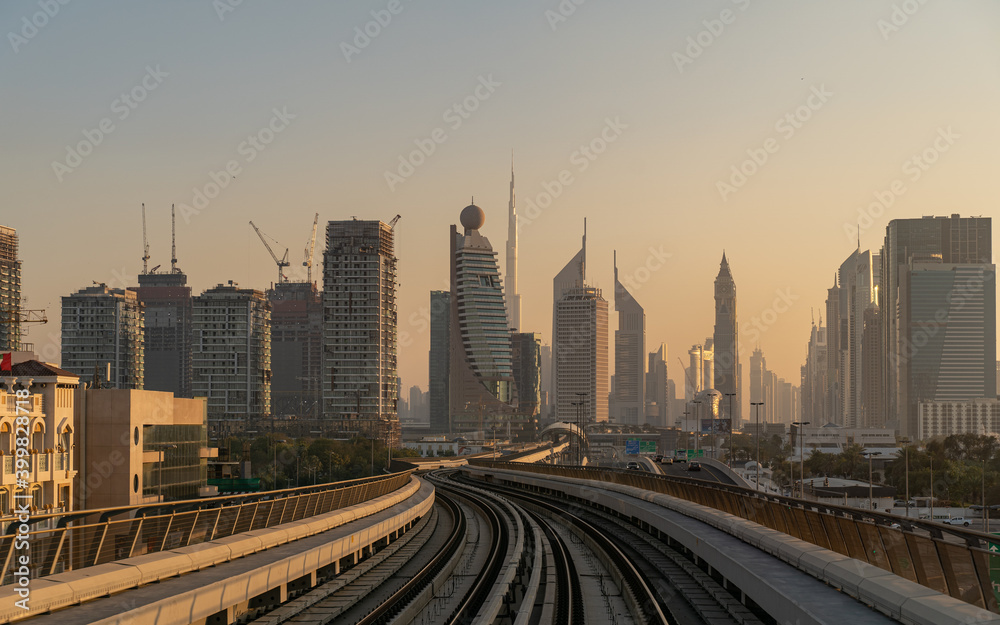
4, 0, 1000, 415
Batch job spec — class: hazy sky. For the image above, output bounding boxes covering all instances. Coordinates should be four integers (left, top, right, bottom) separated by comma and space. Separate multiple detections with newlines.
3, 1, 999, 416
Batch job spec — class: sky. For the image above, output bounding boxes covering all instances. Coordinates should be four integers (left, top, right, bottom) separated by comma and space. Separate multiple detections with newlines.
2, 0, 999, 417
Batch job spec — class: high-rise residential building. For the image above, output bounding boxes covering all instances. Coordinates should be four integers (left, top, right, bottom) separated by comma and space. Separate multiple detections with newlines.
539, 343, 552, 419
713, 253, 740, 423
645, 343, 668, 427
880, 215, 992, 433
613, 251, 645, 425
555, 286, 608, 423
800, 320, 829, 423
832, 248, 879, 428
0, 226, 21, 351
61, 284, 144, 389
428, 290, 451, 433
322, 219, 399, 446
749, 347, 765, 412
268, 281, 323, 418
135, 271, 192, 398
506, 159, 521, 332
898, 254, 997, 437
512, 332, 542, 418
825, 277, 842, 425
860, 304, 883, 428
687, 344, 705, 399
192, 282, 271, 435
777, 378, 793, 424
447, 204, 531, 438
552, 221, 586, 416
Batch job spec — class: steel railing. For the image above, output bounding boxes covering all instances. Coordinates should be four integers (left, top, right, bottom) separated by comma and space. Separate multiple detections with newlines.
0, 470, 413, 585
469, 460, 999, 613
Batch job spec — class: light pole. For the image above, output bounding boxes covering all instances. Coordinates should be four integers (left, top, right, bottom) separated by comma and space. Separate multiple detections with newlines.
724, 392, 736, 468
862, 450, 875, 512
930, 456, 934, 521
575, 392, 587, 465
693, 400, 703, 458
792, 421, 810, 498
899, 437, 910, 518
983, 458, 988, 530
751, 402, 764, 491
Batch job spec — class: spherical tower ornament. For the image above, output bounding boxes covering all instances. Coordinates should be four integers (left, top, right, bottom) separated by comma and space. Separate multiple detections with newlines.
460, 199, 485, 231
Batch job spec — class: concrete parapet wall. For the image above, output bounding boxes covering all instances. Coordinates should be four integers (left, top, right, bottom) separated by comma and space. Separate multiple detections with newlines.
0, 477, 432, 624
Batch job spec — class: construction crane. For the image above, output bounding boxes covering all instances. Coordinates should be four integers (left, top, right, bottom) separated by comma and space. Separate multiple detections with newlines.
171, 204, 180, 274
388, 214, 401, 229
249, 221, 290, 284
303, 213, 318, 284
141, 203, 150, 274
0, 309, 48, 351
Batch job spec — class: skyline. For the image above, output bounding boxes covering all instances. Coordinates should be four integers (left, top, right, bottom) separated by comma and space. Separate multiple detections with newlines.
4, 1, 1000, 413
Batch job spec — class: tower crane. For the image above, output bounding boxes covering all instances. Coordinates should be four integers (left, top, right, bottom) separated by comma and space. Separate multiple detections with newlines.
388, 214, 401, 229
249, 221, 290, 284
303, 213, 318, 284
141, 203, 150, 274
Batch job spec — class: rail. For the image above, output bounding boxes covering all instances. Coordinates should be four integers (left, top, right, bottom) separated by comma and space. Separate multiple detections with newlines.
470, 460, 1000, 613
0, 470, 413, 585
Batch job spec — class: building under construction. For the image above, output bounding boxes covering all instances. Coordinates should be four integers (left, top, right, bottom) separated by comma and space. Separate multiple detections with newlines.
322, 218, 400, 448
0, 226, 21, 351
61, 284, 144, 389
268, 280, 322, 418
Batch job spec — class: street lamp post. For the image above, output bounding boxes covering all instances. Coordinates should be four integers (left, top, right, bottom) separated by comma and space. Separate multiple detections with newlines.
930, 457, 934, 521
792, 421, 810, 498
862, 450, 875, 512
724, 392, 736, 469
575, 392, 587, 465
751, 402, 764, 491
693, 400, 703, 458
899, 437, 910, 518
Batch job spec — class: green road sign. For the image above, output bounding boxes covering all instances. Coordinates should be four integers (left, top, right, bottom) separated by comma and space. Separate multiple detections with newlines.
639, 441, 657, 453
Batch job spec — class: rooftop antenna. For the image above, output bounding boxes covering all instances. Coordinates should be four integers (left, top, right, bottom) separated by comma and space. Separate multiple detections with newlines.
141, 203, 150, 274
171, 204, 179, 273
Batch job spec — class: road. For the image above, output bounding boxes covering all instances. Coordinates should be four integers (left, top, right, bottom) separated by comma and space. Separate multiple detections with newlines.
599, 455, 737, 485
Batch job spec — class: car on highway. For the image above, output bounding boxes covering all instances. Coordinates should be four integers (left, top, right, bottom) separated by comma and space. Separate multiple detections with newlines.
625, 461, 640, 470
943, 517, 971, 526
653, 455, 663, 462
687, 461, 702, 471
660, 457, 673, 465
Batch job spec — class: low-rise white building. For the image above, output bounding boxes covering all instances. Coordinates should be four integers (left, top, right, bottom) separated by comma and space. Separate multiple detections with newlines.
918, 399, 1000, 440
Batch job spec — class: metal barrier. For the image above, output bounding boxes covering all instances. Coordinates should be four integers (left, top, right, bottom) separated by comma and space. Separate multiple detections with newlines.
470, 460, 1000, 613
0, 470, 413, 585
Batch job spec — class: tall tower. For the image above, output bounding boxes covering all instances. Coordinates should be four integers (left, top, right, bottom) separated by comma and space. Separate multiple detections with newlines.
713, 252, 740, 422
551, 220, 586, 418
322, 219, 399, 446
506, 156, 521, 332
614, 251, 645, 425
0, 226, 21, 351
555, 286, 608, 424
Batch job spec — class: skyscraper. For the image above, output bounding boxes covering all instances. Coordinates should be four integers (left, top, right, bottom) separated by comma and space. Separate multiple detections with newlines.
268, 281, 323, 418
506, 158, 521, 332
880, 215, 992, 432
512, 332, 542, 419
428, 290, 451, 433
135, 270, 192, 398
800, 319, 829, 423
0, 226, 21, 351
448, 204, 522, 435
322, 219, 399, 446
898, 254, 997, 437
713, 253, 740, 423
555, 286, 608, 423
552, 221, 586, 418
61, 284, 144, 389
833, 248, 879, 428
192, 282, 271, 435
645, 344, 668, 427
614, 251, 645, 425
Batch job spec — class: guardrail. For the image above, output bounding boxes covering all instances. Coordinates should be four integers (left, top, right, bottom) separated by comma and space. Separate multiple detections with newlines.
0, 470, 413, 585
470, 460, 999, 613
